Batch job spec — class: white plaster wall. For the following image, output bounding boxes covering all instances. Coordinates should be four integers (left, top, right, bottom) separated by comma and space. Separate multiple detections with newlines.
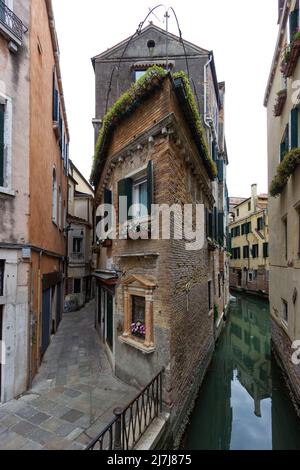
0, 249, 29, 403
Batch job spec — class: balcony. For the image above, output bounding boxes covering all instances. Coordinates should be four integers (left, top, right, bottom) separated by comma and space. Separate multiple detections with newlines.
281, 38, 300, 78
0, 0, 24, 48
273, 89, 287, 117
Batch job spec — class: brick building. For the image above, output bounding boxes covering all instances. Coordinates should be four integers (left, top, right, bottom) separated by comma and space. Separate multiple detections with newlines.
229, 185, 269, 297
91, 65, 228, 442
0, 0, 69, 402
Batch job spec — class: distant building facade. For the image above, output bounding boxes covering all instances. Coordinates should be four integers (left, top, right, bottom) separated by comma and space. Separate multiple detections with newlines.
229, 185, 269, 297
265, 0, 300, 415
0, 0, 69, 402
66, 161, 94, 310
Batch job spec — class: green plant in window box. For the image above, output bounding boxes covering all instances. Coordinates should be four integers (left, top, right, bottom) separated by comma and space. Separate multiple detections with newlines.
270, 147, 300, 197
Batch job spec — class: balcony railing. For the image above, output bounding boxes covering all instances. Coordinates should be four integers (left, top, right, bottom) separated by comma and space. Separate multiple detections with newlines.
86, 369, 164, 450
0, 0, 23, 45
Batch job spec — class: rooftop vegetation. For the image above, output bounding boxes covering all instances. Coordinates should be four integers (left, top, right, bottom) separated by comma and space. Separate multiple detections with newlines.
90, 66, 217, 186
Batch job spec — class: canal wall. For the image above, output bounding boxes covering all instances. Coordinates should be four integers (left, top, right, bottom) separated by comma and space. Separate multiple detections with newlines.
271, 317, 300, 418
163, 340, 215, 449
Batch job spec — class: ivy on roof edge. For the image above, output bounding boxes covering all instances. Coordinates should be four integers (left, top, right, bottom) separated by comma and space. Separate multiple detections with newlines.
90, 66, 217, 186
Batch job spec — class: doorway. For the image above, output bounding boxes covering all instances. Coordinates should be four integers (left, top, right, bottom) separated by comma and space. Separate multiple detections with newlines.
41, 288, 51, 356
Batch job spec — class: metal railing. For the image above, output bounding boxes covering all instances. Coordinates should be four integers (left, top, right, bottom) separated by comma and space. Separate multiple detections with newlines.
0, 0, 23, 43
86, 369, 164, 450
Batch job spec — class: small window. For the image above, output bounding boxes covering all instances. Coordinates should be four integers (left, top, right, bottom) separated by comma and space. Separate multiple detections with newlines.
208, 281, 212, 310
282, 300, 288, 325
131, 296, 146, 339
135, 70, 147, 81
218, 274, 221, 298
257, 217, 264, 231
243, 246, 249, 259
248, 272, 253, 282
73, 238, 82, 254
252, 244, 259, 258
263, 242, 269, 258
236, 209, 239, 217
248, 202, 251, 211
132, 177, 148, 219
74, 279, 81, 294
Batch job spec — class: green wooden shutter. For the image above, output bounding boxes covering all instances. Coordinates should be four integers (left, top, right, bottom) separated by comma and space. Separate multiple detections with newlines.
118, 178, 132, 225
147, 160, 154, 216
209, 212, 213, 238
0, 104, 4, 187
218, 211, 224, 246
213, 207, 218, 241
217, 159, 224, 182
291, 108, 298, 148
290, 9, 299, 42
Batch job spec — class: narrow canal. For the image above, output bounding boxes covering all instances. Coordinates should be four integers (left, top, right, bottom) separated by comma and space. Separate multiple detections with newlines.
183, 293, 300, 450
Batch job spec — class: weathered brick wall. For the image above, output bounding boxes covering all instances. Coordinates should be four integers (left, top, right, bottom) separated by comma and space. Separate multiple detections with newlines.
271, 317, 300, 417
95, 77, 223, 430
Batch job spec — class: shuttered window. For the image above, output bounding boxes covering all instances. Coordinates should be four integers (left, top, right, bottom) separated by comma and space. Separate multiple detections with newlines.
290, 9, 299, 42
291, 108, 299, 149
217, 159, 224, 182
252, 244, 259, 258
257, 217, 264, 231
280, 125, 289, 162
52, 67, 59, 122
218, 211, 224, 246
0, 103, 4, 187
263, 242, 269, 258
243, 246, 249, 259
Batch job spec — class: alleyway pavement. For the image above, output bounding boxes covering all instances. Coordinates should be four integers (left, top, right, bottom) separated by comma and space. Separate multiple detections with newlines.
0, 301, 138, 450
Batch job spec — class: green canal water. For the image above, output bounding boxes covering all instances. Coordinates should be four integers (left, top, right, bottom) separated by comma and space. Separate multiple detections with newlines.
183, 293, 300, 450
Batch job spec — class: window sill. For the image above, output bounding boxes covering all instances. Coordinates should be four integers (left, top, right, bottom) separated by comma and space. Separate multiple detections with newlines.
0, 187, 15, 197
119, 335, 155, 355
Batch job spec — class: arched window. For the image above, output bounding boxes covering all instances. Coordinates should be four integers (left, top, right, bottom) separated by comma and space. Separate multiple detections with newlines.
52, 168, 57, 223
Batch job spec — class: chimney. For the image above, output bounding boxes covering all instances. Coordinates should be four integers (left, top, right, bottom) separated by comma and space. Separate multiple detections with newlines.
251, 184, 257, 212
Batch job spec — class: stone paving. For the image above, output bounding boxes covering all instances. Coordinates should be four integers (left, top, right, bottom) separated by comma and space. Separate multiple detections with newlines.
0, 301, 138, 450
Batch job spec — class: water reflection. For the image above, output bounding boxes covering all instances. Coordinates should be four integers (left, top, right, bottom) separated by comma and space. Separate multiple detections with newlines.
183, 294, 300, 450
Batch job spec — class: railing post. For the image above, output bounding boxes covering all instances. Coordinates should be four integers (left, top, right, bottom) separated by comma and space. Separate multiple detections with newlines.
113, 407, 123, 450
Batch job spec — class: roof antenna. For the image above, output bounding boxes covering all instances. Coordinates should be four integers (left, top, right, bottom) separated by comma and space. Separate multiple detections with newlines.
148, 6, 162, 24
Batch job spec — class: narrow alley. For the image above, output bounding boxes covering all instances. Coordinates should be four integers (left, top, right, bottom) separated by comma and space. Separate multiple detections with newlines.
0, 303, 137, 450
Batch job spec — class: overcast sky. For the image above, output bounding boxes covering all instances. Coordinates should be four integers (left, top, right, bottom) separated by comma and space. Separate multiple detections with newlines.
52, 0, 279, 198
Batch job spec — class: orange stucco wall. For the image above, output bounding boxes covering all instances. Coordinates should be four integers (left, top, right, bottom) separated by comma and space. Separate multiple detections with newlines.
29, 0, 67, 256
